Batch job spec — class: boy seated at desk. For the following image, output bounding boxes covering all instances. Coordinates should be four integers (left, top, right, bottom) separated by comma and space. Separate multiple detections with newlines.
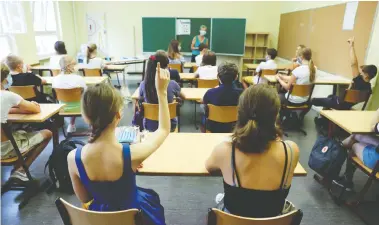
5, 54, 48, 103
242, 48, 278, 88
201, 62, 243, 133
195, 43, 209, 67
195, 50, 218, 80
52, 56, 87, 134
312, 37, 377, 111
1, 63, 52, 182
334, 108, 379, 191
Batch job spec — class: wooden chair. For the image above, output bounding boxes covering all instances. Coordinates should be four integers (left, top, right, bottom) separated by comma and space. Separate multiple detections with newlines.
50, 69, 61, 77
207, 208, 303, 225
192, 65, 198, 72
342, 89, 371, 110
168, 64, 183, 73
197, 79, 219, 88
257, 69, 277, 84
281, 83, 315, 136
53, 88, 85, 138
55, 198, 141, 225
206, 104, 238, 133
142, 102, 179, 132
1, 123, 40, 209
9, 85, 37, 100
82, 68, 102, 77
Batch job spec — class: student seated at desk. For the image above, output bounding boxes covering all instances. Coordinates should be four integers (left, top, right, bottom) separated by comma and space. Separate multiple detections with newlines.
195, 43, 208, 66
242, 48, 277, 87
333, 108, 379, 190
139, 51, 181, 132
68, 78, 170, 224
195, 51, 218, 80
5, 54, 48, 103
1, 63, 52, 182
52, 56, 86, 134
276, 47, 316, 106
167, 40, 185, 64
205, 84, 300, 218
202, 62, 242, 133
84, 43, 109, 70
312, 37, 377, 110
49, 41, 67, 69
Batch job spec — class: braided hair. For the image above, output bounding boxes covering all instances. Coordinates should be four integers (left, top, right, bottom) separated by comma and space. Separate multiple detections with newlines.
82, 83, 123, 143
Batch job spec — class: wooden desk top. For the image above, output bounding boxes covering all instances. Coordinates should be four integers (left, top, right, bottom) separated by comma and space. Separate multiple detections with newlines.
264, 75, 352, 85
103, 64, 128, 71
138, 133, 307, 176
183, 62, 197, 68
180, 73, 196, 80
44, 76, 108, 85
181, 88, 209, 101
320, 110, 376, 134
109, 58, 146, 65
32, 64, 127, 71
7, 104, 64, 123
244, 64, 291, 70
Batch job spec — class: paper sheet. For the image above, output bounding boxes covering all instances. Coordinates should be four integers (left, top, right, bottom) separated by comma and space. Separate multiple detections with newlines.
176, 19, 191, 35
343, 2, 359, 30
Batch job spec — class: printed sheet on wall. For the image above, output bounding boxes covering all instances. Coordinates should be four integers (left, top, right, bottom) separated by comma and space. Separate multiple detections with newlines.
86, 13, 108, 55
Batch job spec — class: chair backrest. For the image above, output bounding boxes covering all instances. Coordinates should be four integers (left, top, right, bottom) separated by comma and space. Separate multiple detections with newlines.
207, 208, 303, 225
207, 104, 238, 123
9, 85, 37, 99
288, 83, 314, 99
83, 68, 102, 77
50, 69, 61, 77
143, 102, 178, 120
193, 65, 199, 72
197, 79, 219, 88
168, 64, 183, 73
343, 89, 371, 110
54, 88, 82, 102
260, 69, 277, 76
55, 198, 139, 225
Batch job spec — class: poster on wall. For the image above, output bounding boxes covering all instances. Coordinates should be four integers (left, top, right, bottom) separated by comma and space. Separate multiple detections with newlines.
176, 19, 191, 35
86, 13, 108, 55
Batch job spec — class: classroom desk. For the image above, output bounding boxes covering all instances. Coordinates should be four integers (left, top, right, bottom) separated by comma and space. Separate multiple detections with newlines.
31, 64, 127, 73
7, 104, 65, 148
244, 63, 292, 76
183, 62, 197, 69
320, 110, 377, 134
132, 87, 209, 101
44, 76, 108, 85
138, 133, 307, 176
180, 73, 196, 81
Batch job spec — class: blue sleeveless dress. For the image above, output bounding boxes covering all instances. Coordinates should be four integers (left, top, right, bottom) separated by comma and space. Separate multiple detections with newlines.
75, 144, 166, 225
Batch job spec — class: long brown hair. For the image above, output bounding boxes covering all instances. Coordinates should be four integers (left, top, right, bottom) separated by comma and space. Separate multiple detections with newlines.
201, 50, 216, 66
82, 83, 123, 143
145, 50, 169, 104
301, 48, 315, 82
167, 40, 180, 60
232, 84, 282, 153
87, 43, 97, 64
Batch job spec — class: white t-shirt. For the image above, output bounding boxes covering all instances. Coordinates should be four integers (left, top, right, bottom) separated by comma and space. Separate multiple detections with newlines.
1, 90, 23, 123
285, 65, 314, 104
85, 57, 105, 69
196, 65, 218, 80
195, 54, 203, 66
256, 59, 277, 73
49, 55, 66, 69
52, 74, 87, 90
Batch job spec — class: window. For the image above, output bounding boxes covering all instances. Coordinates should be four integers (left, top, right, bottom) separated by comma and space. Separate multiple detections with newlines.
0, 1, 26, 34
31, 1, 60, 56
0, 36, 12, 59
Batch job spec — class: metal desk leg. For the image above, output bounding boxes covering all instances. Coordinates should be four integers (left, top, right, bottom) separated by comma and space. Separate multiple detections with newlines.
332, 84, 337, 96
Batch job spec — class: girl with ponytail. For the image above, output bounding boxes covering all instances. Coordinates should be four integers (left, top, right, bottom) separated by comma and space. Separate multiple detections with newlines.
68, 68, 171, 224
205, 84, 300, 218
276, 47, 316, 106
85, 43, 109, 70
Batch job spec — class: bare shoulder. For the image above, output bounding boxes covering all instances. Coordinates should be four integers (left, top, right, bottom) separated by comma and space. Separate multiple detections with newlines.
285, 140, 300, 156
213, 140, 232, 155
67, 148, 79, 174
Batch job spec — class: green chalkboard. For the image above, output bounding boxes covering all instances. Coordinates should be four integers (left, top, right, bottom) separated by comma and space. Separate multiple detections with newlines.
176, 18, 211, 53
142, 17, 176, 52
211, 18, 246, 55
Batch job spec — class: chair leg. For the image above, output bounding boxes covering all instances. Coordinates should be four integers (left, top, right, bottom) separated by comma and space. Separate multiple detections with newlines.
115, 72, 121, 89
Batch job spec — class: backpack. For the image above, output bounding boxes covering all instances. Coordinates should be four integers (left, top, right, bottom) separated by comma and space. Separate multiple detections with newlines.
45, 139, 85, 193
308, 135, 347, 180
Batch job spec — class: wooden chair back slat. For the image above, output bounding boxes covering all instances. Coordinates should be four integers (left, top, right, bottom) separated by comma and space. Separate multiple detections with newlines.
9, 86, 37, 99
54, 88, 82, 102
83, 69, 102, 77
208, 104, 238, 123
343, 89, 371, 104
261, 69, 277, 76
289, 84, 314, 97
143, 102, 178, 120
168, 64, 183, 73
197, 79, 219, 88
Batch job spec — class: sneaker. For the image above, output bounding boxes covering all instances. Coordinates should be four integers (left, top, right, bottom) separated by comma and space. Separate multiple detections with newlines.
67, 124, 76, 133
333, 176, 354, 191
9, 170, 29, 183
215, 193, 225, 204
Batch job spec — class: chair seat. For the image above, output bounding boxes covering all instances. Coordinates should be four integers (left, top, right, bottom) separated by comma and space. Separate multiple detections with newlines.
59, 110, 82, 116
242, 76, 254, 85
284, 105, 309, 109
1, 148, 33, 165
351, 156, 379, 179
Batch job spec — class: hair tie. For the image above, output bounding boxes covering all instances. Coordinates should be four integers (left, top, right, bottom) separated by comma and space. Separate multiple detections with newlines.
149, 55, 156, 61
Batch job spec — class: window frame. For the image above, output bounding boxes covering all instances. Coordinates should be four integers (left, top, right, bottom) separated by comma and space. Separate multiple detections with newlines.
0, 1, 27, 34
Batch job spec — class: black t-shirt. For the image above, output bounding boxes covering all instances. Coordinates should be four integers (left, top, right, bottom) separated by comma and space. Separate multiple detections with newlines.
11, 73, 42, 86
351, 75, 371, 93
169, 69, 181, 83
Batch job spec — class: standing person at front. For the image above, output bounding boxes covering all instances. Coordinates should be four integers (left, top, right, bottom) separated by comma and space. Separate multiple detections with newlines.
191, 25, 209, 62
205, 84, 300, 218
68, 67, 171, 225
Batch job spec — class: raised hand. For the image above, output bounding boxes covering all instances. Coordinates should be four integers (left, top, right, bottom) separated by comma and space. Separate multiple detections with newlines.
155, 62, 170, 94
347, 37, 355, 47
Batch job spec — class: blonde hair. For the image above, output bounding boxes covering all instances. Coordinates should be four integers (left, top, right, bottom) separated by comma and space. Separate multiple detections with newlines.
301, 48, 315, 83
167, 40, 180, 60
87, 43, 97, 64
1, 62, 10, 83
5, 54, 23, 71
59, 56, 75, 74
